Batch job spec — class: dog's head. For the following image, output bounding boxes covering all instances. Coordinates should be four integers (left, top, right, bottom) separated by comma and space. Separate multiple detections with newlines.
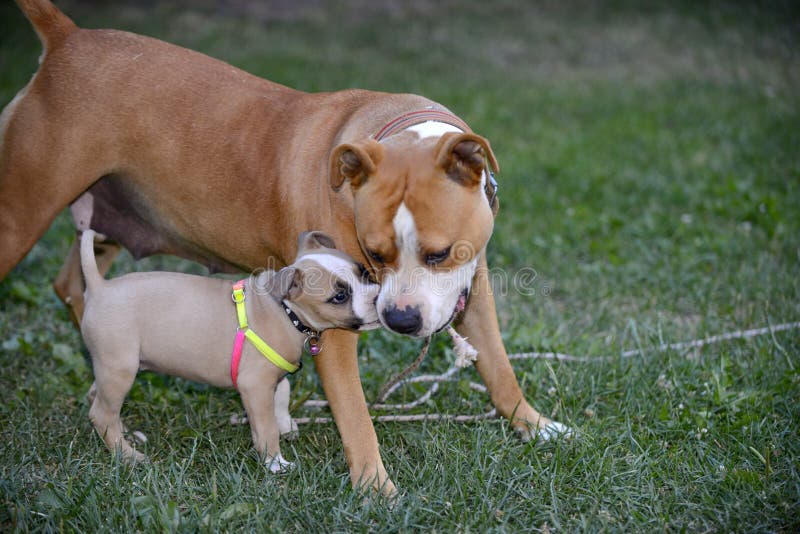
330, 127, 498, 337
268, 231, 381, 332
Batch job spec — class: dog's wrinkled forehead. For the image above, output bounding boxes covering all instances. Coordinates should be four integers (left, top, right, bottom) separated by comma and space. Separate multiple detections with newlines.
347, 139, 491, 266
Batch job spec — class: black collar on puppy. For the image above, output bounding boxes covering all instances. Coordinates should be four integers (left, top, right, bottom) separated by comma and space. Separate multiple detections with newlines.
281, 301, 319, 338
281, 301, 322, 356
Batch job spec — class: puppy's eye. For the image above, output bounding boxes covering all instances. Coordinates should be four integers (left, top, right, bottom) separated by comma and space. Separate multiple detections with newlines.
328, 287, 351, 304
367, 249, 384, 264
425, 246, 451, 265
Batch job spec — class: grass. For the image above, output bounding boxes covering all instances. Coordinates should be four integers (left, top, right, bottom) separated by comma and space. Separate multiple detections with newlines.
1, 0, 799, 530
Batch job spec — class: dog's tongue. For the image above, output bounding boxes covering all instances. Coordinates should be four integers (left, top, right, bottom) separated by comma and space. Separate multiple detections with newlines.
455, 294, 466, 313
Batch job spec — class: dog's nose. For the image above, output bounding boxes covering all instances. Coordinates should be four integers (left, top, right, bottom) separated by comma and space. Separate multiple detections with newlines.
383, 305, 422, 335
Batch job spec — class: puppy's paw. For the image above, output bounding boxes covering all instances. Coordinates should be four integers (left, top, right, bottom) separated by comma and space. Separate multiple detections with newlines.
230, 412, 248, 425
278, 418, 299, 440
131, 450, 150, 464
280, 428, 299, 441
118, 447, 149, 465
265, 452, 295, 474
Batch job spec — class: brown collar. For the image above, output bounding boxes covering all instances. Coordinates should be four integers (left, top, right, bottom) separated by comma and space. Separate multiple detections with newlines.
374, 108, 471, 140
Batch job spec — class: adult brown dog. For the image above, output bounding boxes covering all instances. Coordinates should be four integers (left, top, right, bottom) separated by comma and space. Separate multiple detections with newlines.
0, 0, 568, 495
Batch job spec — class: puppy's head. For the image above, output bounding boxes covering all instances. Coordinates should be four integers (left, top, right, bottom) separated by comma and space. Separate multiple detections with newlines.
329, 129, 498, 337
270, 231, 380, 332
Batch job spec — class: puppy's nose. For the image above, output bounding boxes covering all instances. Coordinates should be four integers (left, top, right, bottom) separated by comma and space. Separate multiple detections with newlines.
383, 305, 422, 335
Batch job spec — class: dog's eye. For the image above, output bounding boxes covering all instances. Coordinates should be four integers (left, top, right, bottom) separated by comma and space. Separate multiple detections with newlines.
367, 249, 384, 265
328, 286, 352, 304
425, 246, 451, 265
356, 262, 375, 283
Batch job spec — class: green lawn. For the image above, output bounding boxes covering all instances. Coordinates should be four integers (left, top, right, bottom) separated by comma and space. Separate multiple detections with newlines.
1, 1, 799, 531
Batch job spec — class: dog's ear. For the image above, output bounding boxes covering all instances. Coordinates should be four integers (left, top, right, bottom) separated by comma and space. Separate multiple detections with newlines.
435, 132, 499, 187
330, 140, 383, 191
270, 267, 304, 301
297, 231, 336, 256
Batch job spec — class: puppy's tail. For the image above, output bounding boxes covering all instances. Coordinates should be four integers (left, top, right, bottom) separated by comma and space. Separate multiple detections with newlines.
16, 0, 77, 52
80, 230, 106, 294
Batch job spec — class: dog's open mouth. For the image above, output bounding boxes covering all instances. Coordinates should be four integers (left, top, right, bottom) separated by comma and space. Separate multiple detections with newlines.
436, 289, 469, 334
455, 291, 467, 314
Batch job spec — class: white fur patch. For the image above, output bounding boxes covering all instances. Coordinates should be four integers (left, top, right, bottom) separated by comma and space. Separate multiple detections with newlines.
406, 121, 462, 139
533, 421, 574, 441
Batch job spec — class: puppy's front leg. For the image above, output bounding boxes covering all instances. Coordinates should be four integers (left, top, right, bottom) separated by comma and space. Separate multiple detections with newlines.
315, 329, 396, 496
239, 382, 293, 473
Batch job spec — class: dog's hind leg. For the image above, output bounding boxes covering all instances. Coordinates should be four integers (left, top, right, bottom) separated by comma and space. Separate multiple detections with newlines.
274, 377, 298, 439
0, 88, 102, 280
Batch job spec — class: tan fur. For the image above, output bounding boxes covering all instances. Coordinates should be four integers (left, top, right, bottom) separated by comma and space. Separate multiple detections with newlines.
3, 0, 563, 496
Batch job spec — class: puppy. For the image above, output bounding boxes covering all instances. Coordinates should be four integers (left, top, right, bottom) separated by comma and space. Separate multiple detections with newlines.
79, 229, 380, 471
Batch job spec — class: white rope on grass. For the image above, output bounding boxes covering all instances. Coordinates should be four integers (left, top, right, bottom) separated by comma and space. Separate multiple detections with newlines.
284, 320, 799, 425
509, 321, 800, 362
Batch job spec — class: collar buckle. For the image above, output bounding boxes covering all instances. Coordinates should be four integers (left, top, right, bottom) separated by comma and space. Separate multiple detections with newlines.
486, 171, 499, 208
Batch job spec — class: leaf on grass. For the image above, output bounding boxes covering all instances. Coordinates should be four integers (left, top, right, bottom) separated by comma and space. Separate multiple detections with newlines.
220, 502, 255, 520
52, 343, 81, 365
10, 280, 38, 305
36, 488, 62, 510
2, 337, 20, 352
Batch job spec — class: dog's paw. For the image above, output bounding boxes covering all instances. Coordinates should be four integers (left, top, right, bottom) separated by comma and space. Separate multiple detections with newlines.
518, 420, 574, 442
537, 420, 574, 441
265, 452, 295, 474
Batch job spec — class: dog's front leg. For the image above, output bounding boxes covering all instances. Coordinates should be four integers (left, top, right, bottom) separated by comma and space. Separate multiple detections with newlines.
456, 255, 570, 440
315, 329, 396, 496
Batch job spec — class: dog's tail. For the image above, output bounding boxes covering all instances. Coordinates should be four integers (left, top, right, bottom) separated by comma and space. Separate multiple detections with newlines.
16, 0, 77, 51
80, 230, 106, 294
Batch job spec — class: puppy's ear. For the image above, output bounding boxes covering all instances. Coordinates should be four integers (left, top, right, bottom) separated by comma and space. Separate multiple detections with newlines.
269, 267, 304, 301
435, 132, 499, 187
297, 231, 336, 256
330, 140, 383, 191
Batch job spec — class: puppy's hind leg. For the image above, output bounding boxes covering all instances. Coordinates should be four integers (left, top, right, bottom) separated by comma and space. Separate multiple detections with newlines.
88, 352, 145, 462
274, 377, 298, 440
